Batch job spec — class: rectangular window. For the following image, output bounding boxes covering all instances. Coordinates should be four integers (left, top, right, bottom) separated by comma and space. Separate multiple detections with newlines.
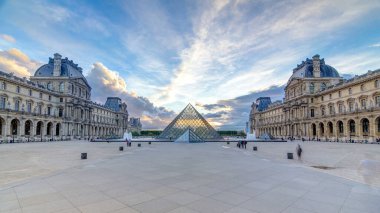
361, 99, 366, 109
16, 86, 20, 93
47, 107, 51, 115
339, 104, 343, 113
0, 97, 6, 109
49, 95, 51, 101
29, 89, 32, 96
38, 105, 42, 114
27, 102, 32, 113
15, 100, 19, 111
349, 102, 354, 112
321, 108, 325, 116
376, 96, 380, 107
310, 109, 315, 117
329, 105, 333, 114
39, 93, 42, 99
60, 98, 63, 102
1, 82, 6, 90
59, 108, 63, 117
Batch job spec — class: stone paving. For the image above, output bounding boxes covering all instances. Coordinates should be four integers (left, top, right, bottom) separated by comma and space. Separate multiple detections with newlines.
0, 141, 380, 213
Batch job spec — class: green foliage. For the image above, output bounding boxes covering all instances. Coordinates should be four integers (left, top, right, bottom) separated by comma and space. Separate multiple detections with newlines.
217, 130, 246, 137
139, 130, 162, 136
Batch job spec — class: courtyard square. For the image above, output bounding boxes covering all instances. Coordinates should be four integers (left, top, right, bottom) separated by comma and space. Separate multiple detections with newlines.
1, 141, 379, 213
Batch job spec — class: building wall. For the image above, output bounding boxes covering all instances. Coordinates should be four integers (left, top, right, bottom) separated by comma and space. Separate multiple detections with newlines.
0, 55, 128, 142
251, 66, 380, 142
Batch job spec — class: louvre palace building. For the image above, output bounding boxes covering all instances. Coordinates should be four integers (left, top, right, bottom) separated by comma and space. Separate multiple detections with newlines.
250, 54, 380, 142
0, 53, 128, 142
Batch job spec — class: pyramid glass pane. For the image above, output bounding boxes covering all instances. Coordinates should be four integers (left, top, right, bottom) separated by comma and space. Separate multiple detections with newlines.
157, 104, 222, 140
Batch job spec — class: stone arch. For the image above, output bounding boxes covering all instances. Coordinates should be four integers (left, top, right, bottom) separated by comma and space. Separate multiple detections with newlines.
360, 118, 370, 136
0, 116, 5, 136
311, 123, 317, 137
46, 122, 53, 136
55, 123, 61, 136
327, 121, 333, 137
337, 120, 344, 137
24, 120, 33, 136
375, 116, 380, 138
348, 119, 356, 136
10, 118, 20, 136
319, 122, 325, 137
36, 121, 44, 136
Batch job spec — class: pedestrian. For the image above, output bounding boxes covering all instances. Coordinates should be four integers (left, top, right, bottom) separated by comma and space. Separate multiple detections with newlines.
296, 144, 302, 160
243, 140, 247, 149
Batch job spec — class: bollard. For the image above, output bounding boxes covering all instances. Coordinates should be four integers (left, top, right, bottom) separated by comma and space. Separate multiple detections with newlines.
149, 142, 151, 145
227, 141, 230, 144
81, 153, 87, 159
287, 153, 293, 159
119, 146, 124, 151
138, 143, 141, 147
253, 146, 257, 151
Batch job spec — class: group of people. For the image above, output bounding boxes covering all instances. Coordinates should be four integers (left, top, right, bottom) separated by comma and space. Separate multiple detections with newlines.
237, 140, 247, 149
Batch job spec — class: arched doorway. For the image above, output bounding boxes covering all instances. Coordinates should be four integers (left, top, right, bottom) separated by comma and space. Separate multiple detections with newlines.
46, 122, 53, 136
36, 121, 43, 136
25, 120, 32, 135
337, 121, 344, 137
55, 123, 61, 136
348, 120, 356, 136
327, 122, 333, 137
0, 117, 4, 136
11, 119, 20, 136
361, 118, 370, 136
319, 123, 325, 137
311, 123, 317, 137
376, 117, 380, 138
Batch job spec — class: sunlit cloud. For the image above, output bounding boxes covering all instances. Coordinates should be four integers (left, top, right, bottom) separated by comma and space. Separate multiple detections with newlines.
1, 34, 16, 43
0, 48, 41, 77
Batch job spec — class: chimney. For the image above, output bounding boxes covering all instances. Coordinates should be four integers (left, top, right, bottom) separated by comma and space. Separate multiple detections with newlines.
312, 54, 320, 78
53, 53, 62, 77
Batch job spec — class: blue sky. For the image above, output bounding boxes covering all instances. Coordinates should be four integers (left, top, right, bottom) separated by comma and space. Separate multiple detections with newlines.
0, 0, 380, 129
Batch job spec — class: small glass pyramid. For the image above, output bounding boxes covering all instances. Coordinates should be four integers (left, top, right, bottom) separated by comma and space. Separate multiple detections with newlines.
174, 128, 204, 143
157, 103, 222, 141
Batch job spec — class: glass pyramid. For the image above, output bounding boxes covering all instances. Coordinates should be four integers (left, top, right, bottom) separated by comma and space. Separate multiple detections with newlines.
157, 103, 222, 141
174, 128, 204, 143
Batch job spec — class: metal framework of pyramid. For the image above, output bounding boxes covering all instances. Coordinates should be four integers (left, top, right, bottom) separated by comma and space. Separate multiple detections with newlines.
174, 128, 204, 143
157, 104, 222, 141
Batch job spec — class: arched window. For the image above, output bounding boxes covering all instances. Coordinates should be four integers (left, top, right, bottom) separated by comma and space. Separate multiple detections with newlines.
321, 83, 326, 91
47, 82, 52, 90
309, 83, 315, 94
59, 82, 64, 92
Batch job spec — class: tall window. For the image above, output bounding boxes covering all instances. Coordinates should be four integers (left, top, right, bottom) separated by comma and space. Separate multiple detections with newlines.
1, 82, 6, 90
310, 83, 315, 94
59, 108, 63, 117
71, 85, 74, 94
14, 100, 19, 111
349, 102, 354, 112
362, 119, 369, 134
47, 82, 52, 90
59, 82, 64, 92
16, 86, 20, 93
360, 84, 365, 91
349, 88, 352, 95
38, 105, 42, 114
338, 121, 344, 134
339, 91, 341, 97
321, 83, 326, 91
376, 96, 380, 107
321, 107, 325, 116
375, 80, 380, 88
39, 93, 42, 99
47, 107, 51, 115
310, 109, 315, 117
329, 105, 333, 114
27, 102, 32, 113
48, 95, 51, 101
29, 89, 32, 96
79, 88, 82, 97
0, 97, 6, 109
361, 99, 366, 109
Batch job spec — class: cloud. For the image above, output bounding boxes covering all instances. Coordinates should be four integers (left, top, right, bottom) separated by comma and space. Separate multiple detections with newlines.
1, 34, 16, 43
195, 103, 230, 111
85, 63, 176, 129
0, 48, 41, 77
199, 85, 285, 130
370, 43, 380, 47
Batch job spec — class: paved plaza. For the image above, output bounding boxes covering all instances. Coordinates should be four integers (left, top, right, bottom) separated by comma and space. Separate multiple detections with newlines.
0, 141, 380, 213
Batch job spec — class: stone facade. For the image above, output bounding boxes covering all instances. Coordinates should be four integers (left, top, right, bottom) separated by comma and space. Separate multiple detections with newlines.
250, 55, 380, 142
0, 54, 128, 142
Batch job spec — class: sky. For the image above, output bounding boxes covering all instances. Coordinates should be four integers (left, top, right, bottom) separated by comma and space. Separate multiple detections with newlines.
0, 0, 380, 130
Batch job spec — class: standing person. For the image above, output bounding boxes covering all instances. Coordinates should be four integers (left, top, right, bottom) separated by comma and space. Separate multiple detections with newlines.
243, 140, 247, 149
296, 144, 302, 160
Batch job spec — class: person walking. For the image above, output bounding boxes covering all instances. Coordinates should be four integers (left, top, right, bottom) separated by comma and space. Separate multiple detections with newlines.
296, 144, 302, 160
